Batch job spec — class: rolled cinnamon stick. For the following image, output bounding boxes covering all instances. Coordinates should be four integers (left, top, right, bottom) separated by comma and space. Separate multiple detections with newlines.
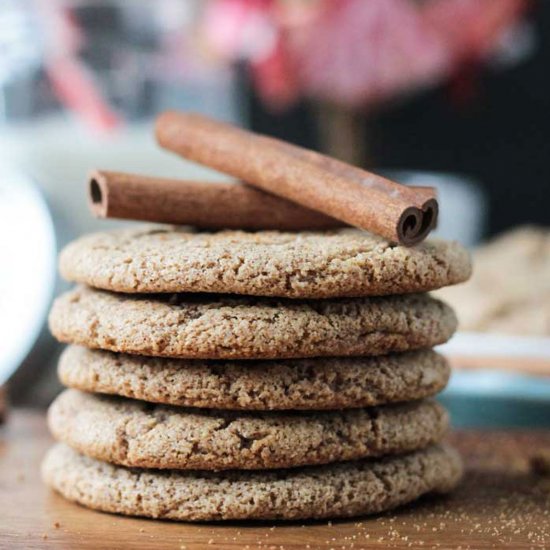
88, 170, 345, 230
156, 111, 438, 245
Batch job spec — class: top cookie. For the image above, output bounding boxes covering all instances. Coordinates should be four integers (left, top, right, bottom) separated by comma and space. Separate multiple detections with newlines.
59, 227, 471, 298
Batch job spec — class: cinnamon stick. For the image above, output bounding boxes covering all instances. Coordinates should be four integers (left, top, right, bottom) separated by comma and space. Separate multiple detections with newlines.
156, 111, 438, 246
88, 170, 345, 230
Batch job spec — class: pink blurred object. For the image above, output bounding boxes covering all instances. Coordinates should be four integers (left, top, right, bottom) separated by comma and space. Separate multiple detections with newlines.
202, 0, 298, 109
46, 57, 121, 133
292, 0, 450, 107
203, 0, 530, 109
37, 0, 121, 133
424, 0, 528, 63
251, 35, 298, 110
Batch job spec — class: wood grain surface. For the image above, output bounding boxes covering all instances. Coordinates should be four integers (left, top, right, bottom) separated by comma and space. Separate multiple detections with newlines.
1, 411, 549, 549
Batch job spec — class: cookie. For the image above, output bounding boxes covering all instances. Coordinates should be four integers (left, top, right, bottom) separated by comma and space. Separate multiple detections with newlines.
42, 443, 462, 521
49, 287, 456, 359
48, 389, 448, 470
59, 227, 471, 298
59, 346, 450, 410
436, 226, 550, 336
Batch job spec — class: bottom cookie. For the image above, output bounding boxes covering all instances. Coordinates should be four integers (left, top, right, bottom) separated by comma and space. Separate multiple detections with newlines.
42, 443, 462, 522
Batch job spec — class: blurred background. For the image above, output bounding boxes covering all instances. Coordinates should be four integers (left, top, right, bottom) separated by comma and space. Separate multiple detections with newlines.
0, 0, 549, 426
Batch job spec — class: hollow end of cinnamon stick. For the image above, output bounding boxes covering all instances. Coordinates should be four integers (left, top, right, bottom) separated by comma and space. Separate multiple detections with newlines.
397, 198, 439, 246
88, 171, 109, 218
85, 170, 346, 230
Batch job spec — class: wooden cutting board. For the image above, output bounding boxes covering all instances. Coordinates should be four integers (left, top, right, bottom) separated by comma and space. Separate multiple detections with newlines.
1, 411, 549, 549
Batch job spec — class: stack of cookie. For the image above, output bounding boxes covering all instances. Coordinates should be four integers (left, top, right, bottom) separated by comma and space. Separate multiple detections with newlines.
43, 227, 470, 521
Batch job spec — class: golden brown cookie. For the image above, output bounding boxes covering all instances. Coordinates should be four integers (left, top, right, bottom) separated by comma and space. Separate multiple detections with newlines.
42, 443, 463, 521
59, 227, 471, 298
49, 286, 457, 359
58, 346, 450, 410
48, 389, 448, 470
